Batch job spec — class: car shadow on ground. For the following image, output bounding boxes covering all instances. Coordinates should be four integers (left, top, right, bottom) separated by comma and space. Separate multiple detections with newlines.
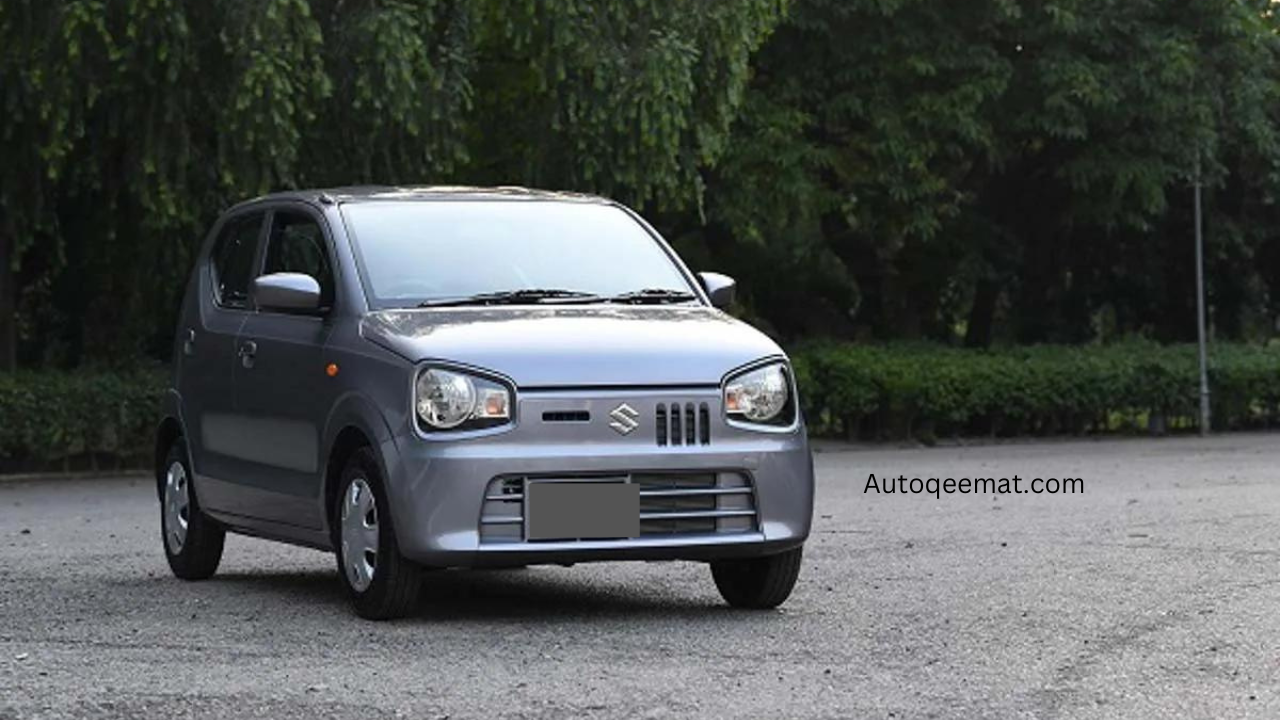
202, 566, 767, 622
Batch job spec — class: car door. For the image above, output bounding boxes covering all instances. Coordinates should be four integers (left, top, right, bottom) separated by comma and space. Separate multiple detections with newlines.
179, 210, 264, 506
229, 204, 340, 530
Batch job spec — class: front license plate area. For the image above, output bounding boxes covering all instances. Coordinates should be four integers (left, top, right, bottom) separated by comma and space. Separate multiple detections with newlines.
525, 480, 640, 541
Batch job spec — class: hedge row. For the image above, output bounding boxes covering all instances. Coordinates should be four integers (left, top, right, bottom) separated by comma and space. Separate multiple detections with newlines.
2, 342, 1280, 470
791, 342, 1280, 441
0, 370, 167, 473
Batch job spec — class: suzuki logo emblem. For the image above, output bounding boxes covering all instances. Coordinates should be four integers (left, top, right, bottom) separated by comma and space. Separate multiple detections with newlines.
608, 403, 641, 435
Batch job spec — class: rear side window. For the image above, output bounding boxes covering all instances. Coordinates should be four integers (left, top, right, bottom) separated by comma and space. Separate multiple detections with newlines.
210, 213, 264, 308
263, 210, 335, 308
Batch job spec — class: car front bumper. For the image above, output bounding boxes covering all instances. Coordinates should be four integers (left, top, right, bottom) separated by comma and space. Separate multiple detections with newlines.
377, 387, 815, 568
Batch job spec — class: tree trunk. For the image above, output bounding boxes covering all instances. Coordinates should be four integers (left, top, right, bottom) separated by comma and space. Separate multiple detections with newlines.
0, 225, 15, 371
965, 277, 998, 348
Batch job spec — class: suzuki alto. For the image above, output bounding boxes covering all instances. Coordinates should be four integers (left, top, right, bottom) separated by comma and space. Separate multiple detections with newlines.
156, 186, 815, 619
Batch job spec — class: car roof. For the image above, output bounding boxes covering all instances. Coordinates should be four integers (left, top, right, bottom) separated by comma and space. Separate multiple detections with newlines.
227, 185, 614, 213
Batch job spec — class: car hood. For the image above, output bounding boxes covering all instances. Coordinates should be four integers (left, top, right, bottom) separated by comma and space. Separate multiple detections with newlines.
360, 306, 784, 387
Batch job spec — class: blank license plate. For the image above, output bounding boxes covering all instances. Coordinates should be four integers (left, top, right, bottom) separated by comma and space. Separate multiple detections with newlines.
525, 481, 640, 540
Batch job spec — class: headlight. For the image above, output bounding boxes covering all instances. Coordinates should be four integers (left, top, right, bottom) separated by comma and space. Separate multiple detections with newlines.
724, 362, 793, 425
415, 368, 512, 431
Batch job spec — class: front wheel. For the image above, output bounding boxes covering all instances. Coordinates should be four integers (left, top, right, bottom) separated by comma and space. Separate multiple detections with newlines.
710, 546, 803, 609
333, 448, 423, 620
160, 439, 225, 580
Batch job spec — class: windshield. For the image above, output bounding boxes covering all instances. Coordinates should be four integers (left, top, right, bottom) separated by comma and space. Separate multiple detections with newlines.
341, 200, 697, 308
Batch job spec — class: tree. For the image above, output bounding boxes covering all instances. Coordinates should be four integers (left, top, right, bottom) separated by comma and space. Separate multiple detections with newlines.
4, 0, 1280, 365
974, 0, 1280, 345
0, 0, 786, 367
696, 0, 1280, 346
702, 0, 1016, 340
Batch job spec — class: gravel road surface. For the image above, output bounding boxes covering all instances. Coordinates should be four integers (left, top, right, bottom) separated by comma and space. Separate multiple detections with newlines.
3, 434, 1280, 719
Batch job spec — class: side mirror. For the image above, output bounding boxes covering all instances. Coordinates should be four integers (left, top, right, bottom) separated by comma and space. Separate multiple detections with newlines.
253, 272, 322, 312
698, 272, 737, 309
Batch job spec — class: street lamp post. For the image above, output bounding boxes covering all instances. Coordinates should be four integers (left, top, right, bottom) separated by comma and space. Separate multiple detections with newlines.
1194, 154, 1210, 436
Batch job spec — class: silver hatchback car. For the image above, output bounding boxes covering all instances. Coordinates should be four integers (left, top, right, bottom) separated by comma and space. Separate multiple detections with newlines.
156, 187, 815, 619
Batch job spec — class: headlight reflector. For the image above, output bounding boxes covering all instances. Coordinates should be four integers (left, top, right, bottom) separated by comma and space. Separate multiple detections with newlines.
415, 368, 511, 431
724, 362, 792, 424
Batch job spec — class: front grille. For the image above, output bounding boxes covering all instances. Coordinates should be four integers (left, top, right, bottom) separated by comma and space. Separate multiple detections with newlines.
656, 402, 711, 446
478, 472, 757, 544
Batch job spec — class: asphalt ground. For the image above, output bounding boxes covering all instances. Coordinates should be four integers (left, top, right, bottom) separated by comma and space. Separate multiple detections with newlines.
3, 433, 1280, 719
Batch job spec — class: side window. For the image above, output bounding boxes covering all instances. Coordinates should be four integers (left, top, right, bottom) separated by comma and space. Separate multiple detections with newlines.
211, 212, 264, 309
263, 210, 335, 309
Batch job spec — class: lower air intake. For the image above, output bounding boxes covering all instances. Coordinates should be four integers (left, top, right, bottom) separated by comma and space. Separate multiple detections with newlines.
478, 471, 756, 544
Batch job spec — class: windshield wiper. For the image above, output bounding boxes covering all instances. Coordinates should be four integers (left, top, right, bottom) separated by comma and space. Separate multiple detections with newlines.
417, 287, 698, 308
417, 288, 602, 308
607, 288, 699, 305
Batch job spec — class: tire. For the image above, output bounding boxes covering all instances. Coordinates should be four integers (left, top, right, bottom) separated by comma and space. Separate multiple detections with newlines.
333, 448, 423, 620
710, 546, 803, 609
160, 438, 225, 580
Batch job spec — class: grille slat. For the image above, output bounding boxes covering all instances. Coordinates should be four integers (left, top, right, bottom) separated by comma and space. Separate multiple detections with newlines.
640, 486, 750, 497
639, 509, 755, 521
479, 515, 522, 525
485, 487, 751, 502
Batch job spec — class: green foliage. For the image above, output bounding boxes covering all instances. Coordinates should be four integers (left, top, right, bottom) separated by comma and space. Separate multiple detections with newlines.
0, 0, 784, 367
6, 342, 1280, 470
311, 0, 473, 182
5, 0, 1280, 367
698, 0, 1280, 343
469, 0, 786, 208
219, 0, 331, 194
0, 369, 166, 471
795, 341, 1280, 440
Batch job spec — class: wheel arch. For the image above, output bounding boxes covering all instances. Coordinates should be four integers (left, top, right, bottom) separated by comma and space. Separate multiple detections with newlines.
155, 390, 188, 501
324, 425, 375, 540
155, 416, 184, 500
320, 392, 397, 544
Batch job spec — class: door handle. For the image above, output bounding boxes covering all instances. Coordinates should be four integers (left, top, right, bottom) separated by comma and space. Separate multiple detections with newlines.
238, 340, 257, 369
182, 328, 196, 357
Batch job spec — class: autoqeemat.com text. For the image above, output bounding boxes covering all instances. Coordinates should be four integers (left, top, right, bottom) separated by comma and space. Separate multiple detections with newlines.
864, 473, 1083, 499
